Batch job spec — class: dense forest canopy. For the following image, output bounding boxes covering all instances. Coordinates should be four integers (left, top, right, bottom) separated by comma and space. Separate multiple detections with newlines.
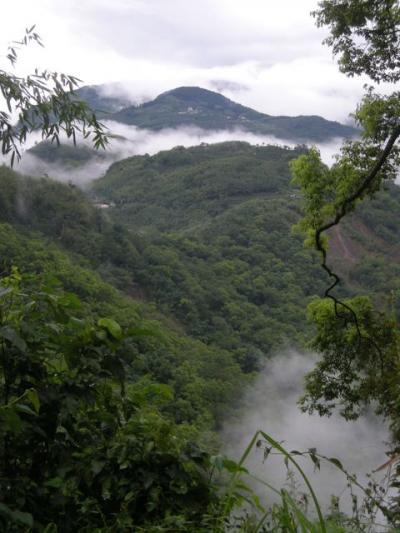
1, 135, 400, 528
0, 0, 400, 530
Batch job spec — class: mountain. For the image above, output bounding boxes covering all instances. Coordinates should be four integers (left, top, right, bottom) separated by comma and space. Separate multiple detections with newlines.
91, 141, 306, 231
0, 163, 252, 529
91, 142, 400, 364
74, 84, 133, 114
16, 136, 399, 373
1, 142, 398, 528
0, 165, 246, 427
25, 85, 358, 175
28, 140, 108, 168
111, 86, 357, 142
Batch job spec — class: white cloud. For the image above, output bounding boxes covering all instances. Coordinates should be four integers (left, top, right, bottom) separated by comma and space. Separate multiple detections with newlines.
222, 351, 389, 516
0, 0, 377, 123
9, 120, 345, 185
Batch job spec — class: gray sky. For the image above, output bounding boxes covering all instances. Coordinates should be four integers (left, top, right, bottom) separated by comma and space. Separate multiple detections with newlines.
1, 0, 371, 121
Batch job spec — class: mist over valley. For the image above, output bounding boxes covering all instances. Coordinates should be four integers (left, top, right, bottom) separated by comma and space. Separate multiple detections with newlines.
1, 1, 399, 529
13, 85, 356, 184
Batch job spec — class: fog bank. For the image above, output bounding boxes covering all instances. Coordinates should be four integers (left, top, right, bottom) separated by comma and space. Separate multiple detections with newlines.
11, 122, 345, 184
222, 351, 390, 517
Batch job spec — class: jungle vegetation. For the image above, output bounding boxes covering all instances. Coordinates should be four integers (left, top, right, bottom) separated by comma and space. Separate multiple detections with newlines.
1, 0, 400, 530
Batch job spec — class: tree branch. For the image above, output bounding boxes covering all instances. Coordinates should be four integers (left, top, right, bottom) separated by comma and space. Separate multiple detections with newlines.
314, 125, 400, 345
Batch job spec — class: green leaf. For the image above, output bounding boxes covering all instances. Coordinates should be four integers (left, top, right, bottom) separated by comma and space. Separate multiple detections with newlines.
0, 503, 33, 527
0, 502, 13, 517
46, 477, 64, 488
328, 457, 343, 470
0, 286, 12, 298
210, 454, 224, 471
59, 292, 81, 310
15, 403, 37, 416
222, 457, 249, 474
98, 318, 122, 340
0, 326, 27, 352
91, 460, 105, 475
26, 388, 40, 414
1, 408, 23, 434
309, 452, 321, 471
11, 510, 34, 527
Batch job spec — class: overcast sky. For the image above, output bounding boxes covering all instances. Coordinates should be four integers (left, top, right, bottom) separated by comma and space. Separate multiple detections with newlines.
1, 0, 372, 122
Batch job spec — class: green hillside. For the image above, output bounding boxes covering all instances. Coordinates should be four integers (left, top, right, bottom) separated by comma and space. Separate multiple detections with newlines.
0, 165, 248, 429
1, 141, 399, 529
92, 142, 304, 231
74, 84, 132, 114
28, 140, 108, 168
91, 142, 400, 369
1, 147, 327, 372
0, 161, 259, 529
111, 86, 357, 142
26, 86, 358, 172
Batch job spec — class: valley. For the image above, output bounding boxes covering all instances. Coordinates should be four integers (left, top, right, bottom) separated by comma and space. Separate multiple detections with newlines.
0, 88, 398, 533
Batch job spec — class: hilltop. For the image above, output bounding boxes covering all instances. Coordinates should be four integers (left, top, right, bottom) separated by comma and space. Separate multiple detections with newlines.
26, 85, 357, 173
91, 141, 400, 362
110, 86, 357, 142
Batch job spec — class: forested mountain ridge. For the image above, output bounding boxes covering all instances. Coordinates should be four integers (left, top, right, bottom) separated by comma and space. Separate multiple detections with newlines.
74, 84, 133, 114
91, 142, 304, 231
26, 85, 358, 172
0, 168, 249, 528
90, 141, 400, 365
2, 0, 399, 526
1, 141, 399, 530
0, 165, 247, 430
3, 141, 398, 371
1, 146, 327, 370
28, 86, 359, 177
111, 86, 357, 142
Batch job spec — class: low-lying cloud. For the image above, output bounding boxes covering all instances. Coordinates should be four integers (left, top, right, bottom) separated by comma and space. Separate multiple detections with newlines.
11, 121, 346, 185
222, 351, 390, 519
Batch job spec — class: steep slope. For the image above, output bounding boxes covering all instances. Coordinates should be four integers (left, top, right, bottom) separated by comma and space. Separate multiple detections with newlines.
2, 150, 326, 369
0, 166, 246, 429
111, 86, 357, 142
91, 142, 400, 366
5, 141, 398, 377
92, 142, 305, 231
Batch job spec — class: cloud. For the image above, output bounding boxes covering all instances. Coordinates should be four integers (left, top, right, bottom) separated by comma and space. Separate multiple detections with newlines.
0, 0, 376, 123
221, 351, 389, 517
42, 0, 324, 68
10, 121, 346, 184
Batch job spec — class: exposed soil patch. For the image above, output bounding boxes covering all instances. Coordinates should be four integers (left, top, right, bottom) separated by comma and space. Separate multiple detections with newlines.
327, 225, 363, 281
329, 225, 359, 265
325, 216, 400, 285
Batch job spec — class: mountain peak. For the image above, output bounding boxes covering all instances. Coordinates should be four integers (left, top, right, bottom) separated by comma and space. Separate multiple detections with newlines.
70, 83, 357, 143
155, 86, 233, 106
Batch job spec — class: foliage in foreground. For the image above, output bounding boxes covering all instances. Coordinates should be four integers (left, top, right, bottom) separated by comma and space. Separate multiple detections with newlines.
290, 0, 400, 450
2, 271, 395, 532
0, 271, 217, 531
0, 27, 108, 165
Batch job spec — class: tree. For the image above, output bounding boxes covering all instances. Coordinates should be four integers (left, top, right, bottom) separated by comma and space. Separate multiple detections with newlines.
0, 270, 218, 531
314, 0, 400, 82
291, 0, 400, 442
0, 26, 108, 166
